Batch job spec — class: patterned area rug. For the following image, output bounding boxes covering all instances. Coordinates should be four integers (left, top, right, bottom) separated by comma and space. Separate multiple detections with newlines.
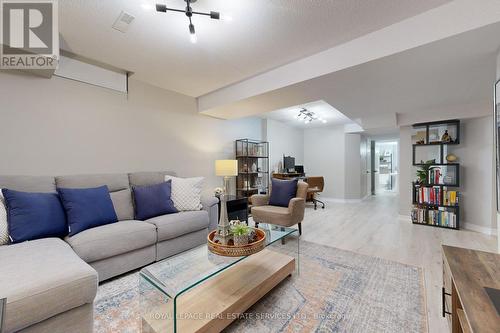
94, 240, 427, 333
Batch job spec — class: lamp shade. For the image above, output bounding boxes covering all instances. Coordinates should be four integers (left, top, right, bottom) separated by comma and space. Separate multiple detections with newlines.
215, 160, 238, 176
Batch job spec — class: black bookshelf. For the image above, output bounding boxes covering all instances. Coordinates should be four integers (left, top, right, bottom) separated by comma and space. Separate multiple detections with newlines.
411, 119, 461, 230
235, 139, 269, 197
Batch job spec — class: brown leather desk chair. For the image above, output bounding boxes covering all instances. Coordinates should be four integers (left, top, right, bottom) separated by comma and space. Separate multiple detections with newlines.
306, 176, 325, 210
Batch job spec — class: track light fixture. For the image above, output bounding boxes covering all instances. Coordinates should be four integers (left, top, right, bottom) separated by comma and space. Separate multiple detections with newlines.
295, 108, 327, 124
156, 0, 222, 43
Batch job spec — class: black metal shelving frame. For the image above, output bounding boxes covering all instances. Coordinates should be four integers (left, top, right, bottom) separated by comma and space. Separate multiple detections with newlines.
411, 119, 461, 230
235, 139, 270, 197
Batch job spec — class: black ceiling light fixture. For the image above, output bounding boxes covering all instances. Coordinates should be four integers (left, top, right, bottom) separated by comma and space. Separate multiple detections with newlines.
156, 0, 223, 44
294, 108, 327, 124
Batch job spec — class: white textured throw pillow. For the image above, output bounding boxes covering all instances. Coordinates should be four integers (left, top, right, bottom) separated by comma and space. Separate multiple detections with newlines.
0, 190, 9, 245
164, 176, 204, 211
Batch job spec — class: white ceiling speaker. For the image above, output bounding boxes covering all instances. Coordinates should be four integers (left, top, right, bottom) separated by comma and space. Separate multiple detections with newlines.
112, 11, 135, 33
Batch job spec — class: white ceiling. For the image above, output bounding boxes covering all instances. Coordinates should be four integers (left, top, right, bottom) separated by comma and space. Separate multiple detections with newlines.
59, 0, 451, 97
202, 21, 500, 129
262, 100, 355, 129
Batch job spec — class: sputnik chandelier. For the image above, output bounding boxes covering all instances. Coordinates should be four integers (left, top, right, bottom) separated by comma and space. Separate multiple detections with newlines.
295, 108, 327, 124
156, 0, 228, 44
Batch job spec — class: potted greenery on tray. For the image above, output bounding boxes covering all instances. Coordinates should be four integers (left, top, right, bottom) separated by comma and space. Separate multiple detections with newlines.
231, 223, 251, 246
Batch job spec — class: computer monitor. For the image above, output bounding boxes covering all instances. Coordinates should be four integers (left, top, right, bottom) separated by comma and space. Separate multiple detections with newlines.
295, 165, 304, 174
283, 156, 295, 172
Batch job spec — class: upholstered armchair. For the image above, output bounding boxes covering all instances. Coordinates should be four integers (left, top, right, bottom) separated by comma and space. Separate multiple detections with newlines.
251, 181, 308, 235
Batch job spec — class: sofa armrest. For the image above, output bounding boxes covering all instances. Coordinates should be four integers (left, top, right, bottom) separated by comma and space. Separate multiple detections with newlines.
288, 198, 306, 225
251, 194, 270, 207
201, 195, 219, 231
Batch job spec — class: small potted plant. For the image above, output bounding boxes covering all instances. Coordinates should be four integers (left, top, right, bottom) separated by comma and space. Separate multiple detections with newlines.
231, 223, 251, 246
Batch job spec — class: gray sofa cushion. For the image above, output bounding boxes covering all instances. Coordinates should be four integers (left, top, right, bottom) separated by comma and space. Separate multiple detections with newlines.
146, 211, 209, 242
128, 171, 176, 187
110, 189, 134, 221
0, 238, 97, 332
55, 174, 129, 192
0, 175, 56, 193
65, 220, 157, 262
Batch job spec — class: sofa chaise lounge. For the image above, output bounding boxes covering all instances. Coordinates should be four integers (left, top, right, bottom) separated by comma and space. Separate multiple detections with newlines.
0, 171, 218, 333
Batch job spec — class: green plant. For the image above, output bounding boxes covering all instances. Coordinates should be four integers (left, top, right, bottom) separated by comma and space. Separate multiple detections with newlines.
231, 223, 251, 236
416, 159, 436, 183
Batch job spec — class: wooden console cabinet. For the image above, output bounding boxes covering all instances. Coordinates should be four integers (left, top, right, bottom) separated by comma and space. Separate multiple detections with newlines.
442, 246, 500, 333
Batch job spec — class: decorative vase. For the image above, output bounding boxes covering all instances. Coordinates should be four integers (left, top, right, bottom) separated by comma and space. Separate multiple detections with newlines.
446, 154, 457, 162
233, 234, 249, 246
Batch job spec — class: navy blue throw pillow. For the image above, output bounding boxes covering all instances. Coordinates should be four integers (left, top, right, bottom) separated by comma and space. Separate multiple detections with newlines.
2, 189, 67, 243
269, 179, 298, 207
57, 185, 118, 236
133, 181, 177, 220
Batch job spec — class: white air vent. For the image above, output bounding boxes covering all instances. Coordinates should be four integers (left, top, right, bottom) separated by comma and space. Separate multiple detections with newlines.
112, 11, 135, 33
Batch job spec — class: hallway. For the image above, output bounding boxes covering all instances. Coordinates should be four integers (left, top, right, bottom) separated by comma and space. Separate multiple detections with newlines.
300, 193, 497, 332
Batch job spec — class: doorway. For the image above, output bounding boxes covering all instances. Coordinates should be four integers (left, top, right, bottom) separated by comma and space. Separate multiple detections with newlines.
369, 140, 399, 195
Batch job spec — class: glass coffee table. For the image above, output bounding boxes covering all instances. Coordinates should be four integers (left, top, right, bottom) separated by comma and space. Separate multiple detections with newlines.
139, 224, 299, 333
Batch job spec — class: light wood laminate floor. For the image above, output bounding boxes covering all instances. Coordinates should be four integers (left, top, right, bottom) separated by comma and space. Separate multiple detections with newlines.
273, 193, 497, 333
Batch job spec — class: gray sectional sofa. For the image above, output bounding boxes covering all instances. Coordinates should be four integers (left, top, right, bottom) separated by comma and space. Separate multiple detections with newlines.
0, 171, 219, 333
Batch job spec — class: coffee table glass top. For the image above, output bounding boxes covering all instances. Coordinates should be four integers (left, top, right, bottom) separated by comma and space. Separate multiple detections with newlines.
140, 223, 297, 299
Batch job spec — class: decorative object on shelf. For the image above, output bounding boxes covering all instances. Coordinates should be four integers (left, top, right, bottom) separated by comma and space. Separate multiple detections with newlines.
251, 162, 257, 172
231, 221, 251, 246
416, 139, 425, 145
207, 227, 266, 257
213, 187, 223, 197
443, 175, 453, 184
156, 0, 230, 44
416, 159, 436, 184
429, 128, 440, 143
215, 160, 238, 194
441, 130, 453, 143
294, 108, 327, 124
446, 153, 458, 162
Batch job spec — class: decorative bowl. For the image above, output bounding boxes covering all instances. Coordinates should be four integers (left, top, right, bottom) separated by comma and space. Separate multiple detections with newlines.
207, 228, 266, 257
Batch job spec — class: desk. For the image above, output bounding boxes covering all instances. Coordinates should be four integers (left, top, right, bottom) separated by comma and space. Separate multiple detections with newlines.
442, 245, 500, 333
272, 172, 305, 180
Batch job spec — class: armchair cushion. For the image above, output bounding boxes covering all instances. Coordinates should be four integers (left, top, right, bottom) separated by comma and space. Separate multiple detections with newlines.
251, 194, 269, 207
269, 179, 297, 207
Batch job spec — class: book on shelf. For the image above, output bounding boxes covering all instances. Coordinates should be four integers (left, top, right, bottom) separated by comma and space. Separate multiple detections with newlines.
429, 168, 442, 184
414, 187, 459, 206
411, 207, 457, 228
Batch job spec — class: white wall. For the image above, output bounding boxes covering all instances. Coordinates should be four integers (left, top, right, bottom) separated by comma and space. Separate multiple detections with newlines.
399, 117, 496, 234
0, 72, 262, 194
344, 134, 363, 199
453, 116, 496, 233
265, 119, 304, 172
304, 126, 345, 199
303, 126, 364, 200
398, 126, 413, 216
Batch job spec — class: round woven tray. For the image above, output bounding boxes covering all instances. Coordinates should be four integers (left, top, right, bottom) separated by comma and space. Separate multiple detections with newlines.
207, 228, 266, 257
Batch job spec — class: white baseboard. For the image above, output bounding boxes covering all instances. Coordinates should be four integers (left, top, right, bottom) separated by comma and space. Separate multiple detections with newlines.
462, 222, 498, 236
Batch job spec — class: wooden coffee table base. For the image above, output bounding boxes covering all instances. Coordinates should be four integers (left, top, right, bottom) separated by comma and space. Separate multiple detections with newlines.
142, 248, 296, 333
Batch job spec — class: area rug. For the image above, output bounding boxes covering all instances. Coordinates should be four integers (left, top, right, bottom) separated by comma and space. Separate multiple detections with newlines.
94, 240, 427, 333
